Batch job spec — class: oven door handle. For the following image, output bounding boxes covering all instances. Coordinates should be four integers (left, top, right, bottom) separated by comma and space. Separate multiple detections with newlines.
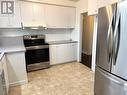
26, 45, 49, 50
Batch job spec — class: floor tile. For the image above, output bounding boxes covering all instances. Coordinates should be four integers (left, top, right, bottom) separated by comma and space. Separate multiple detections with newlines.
8, 62, 94, 95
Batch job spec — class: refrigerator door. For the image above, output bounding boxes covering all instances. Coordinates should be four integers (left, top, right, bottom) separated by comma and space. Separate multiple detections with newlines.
111, 0, 127, 80
96, 4, 116, 72
94, 67, 127, 95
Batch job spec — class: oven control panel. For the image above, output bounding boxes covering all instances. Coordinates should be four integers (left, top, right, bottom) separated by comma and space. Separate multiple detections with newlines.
23, 35, 45, 40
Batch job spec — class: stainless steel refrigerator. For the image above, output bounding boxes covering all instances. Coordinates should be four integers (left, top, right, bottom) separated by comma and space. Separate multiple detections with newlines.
94, 0, 127, 95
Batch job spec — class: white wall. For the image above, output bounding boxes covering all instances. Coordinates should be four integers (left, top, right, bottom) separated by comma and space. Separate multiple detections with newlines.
71, 0, 96, 70
71, 0, 88, 62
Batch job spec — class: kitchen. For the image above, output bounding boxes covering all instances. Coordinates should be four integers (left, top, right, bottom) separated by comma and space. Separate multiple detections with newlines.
0, 0, 127, 95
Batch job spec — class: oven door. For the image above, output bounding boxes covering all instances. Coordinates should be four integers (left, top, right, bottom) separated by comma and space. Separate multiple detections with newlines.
25, 45, 49, 71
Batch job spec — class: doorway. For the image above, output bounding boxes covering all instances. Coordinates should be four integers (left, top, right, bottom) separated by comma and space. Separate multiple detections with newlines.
81, 13, 94, 69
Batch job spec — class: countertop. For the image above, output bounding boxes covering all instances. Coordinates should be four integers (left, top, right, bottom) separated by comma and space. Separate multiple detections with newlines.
0, 36, 26, 56
0, 46, 26, 61
47, 40, 78, 45
0, 46, 26, 54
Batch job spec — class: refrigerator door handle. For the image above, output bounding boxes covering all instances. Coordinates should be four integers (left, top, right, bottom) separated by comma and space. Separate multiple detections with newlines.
113, 13, 121, 65
107, 17, 113, 64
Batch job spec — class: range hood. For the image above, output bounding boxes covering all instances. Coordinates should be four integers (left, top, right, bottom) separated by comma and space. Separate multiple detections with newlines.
21, 21, 47, 30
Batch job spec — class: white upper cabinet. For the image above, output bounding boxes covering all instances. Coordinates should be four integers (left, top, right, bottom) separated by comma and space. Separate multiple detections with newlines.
88, 0, 98, 15
97, 0, 120, 8
0, 1, 76, 28
0, 1, 21, 28
20, 2, 34, 24
67, 7, 76, 28
45, 5, 67, 28
45, 4, 76, 28
88, 0, 120, 15
20, 1, 46, 26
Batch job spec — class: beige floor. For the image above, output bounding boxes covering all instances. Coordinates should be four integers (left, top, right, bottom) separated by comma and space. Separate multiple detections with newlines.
8, 62, 94, 95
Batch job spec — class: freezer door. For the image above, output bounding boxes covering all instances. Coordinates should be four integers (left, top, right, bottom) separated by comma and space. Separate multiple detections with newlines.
96, 4, 116, 72
94, 67, 127, 95
111, 0, 127, 80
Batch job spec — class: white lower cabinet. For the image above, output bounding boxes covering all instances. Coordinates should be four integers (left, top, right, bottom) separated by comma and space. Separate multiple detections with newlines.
50, 43, 77, 65
6, 52, 28, 86
1, 55, 9, 94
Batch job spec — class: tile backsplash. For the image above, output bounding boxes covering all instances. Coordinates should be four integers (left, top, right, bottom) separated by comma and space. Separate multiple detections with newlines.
0, 28, 73, 42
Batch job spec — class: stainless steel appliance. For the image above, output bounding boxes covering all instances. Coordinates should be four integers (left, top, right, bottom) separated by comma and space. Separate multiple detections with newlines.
94, 0, 127, 95
24, 35, 50, 72
0, 69, 7, 95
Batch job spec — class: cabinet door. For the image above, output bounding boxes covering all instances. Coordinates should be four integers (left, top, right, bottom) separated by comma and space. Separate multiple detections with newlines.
88, 0, 98, 15
67, 7, 76, 28
69, 43, 77, 61
45, 5, 70, 28
6, 52, 28, 86
8, 1, 21, 28
50, 44, 68, 65
20, 1, 46, 25
97, 0, 109, 8
97, 0, 119, 8
35, 4, 46, 24
1, 55, 9, 93
65, 43, 77, 62
20, 1, 34, 23
0, 1, 21, 28
0, 16, 9, 28
56, 44, 68, 63
50, 43, 77, 65
49, 45, 57, 65
56, 43, 77, 63
50, 44, 67, 65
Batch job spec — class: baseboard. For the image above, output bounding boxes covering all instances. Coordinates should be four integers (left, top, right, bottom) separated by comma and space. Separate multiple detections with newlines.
50, 60, 77, 66
9, 79, 28, 87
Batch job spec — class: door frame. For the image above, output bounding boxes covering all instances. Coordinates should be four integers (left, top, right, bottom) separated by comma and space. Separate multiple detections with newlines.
79, 12, 98, 71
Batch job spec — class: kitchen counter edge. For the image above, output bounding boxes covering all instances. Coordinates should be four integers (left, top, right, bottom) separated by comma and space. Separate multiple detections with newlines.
48, 41, 78, 45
